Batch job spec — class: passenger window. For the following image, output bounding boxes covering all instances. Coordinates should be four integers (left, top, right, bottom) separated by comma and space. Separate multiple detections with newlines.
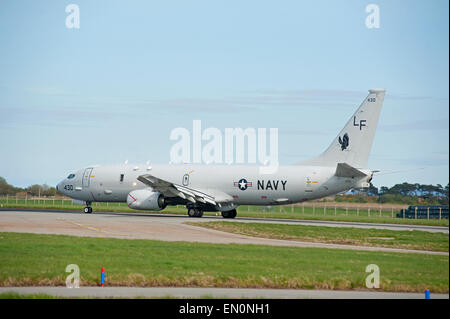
120, 174, 124, 182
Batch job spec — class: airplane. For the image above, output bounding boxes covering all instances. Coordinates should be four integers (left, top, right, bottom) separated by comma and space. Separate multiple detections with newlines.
57, 88, 386, 218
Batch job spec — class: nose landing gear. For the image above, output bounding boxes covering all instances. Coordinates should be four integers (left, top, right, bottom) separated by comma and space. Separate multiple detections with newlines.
84, 201, 93, 214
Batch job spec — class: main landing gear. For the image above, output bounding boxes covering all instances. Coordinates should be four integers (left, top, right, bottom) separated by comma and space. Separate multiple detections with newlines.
186, 207, 237, 218
188, 207, 203, 218
84, 201, 93, 214
221, 209, 237, 219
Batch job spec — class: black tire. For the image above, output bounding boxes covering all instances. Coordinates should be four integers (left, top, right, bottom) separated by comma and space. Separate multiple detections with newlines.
194, 209, 203, 218
188, 208, 196, 217
221, 209, 237, 219
188, 208, 203, 217
84, 207, 92, 214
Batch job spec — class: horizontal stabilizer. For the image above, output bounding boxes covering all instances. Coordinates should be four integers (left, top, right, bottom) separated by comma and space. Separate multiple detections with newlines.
335, 163, 367, 178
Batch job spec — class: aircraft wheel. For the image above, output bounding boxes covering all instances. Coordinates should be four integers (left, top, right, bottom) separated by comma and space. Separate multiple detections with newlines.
222, 209, 237, 219
195, 209, 203, 217
188, 208, 203, 217
84, 207, 92, 214
188, 208, 196, 217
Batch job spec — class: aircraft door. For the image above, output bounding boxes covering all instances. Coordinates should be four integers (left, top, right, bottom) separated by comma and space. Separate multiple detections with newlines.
182, 174, 190, 186
82, 168, 93, 188
305, 177, 313, 193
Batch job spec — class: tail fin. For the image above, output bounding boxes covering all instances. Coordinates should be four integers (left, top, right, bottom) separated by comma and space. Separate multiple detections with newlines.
301, 88, 385, 169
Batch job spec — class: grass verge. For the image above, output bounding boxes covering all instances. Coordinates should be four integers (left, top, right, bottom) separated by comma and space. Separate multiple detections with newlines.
187, 222, 449, 252
0, 292, 231, 299
0, 292, 58, 299
1, 203, 448, 227
0, 232, 448, 293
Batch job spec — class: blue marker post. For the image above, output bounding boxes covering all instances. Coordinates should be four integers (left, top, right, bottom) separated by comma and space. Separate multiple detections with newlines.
425, 289, 430, 299
100, 267, 105, 287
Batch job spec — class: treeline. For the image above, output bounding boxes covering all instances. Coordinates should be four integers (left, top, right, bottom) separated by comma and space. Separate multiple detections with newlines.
1, 176, 449, 205
0, 177, 60, 197
336, 182, 449, 205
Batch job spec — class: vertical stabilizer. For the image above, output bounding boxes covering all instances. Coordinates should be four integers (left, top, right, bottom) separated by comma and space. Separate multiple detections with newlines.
300, 89, 385, 169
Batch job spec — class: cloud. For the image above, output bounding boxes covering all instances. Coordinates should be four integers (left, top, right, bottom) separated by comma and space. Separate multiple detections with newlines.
0, 106, 121, 128
379, 119, 449, 132
244, 88, 365, 99
135, 97, 257, 113
279, 128, 334, 136
385, 93, 436, 101
3, 87, 448, 127
131, 88, 371, 114
24, 87, 77, 97
370, 153, 449, 168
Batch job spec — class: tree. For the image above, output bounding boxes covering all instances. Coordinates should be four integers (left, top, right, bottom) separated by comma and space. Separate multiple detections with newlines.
42, 187, 58, 197
367, 182, 378, 196
0, 177, 23, 195
27, 184, 43, 197
379, 186, 389, 195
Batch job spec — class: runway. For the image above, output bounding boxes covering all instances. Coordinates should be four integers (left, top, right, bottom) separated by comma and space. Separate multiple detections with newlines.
1, 208, 448, 233
1, 286, 448, 299
0, 209, 447, 255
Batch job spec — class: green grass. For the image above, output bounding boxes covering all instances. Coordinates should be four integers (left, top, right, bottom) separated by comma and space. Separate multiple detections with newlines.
0, 232, 448, 293
0, 292, 59, 299
0, 199, 448, 226
237, 205, 449, 226
188, 222, 449, 252
0, 292, 238, 299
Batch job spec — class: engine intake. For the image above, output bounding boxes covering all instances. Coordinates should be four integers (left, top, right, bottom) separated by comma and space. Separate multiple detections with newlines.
127, 189, 166, 211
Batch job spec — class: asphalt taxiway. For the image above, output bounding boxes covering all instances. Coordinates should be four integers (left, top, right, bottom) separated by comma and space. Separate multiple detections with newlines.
1, 286, 448, 299
0, 209, 448, 255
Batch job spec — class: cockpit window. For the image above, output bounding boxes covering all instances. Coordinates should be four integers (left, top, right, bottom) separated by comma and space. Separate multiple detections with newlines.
67, 174, 76, 179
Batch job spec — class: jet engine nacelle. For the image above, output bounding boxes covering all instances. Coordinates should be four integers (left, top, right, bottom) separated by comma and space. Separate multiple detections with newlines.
127, 189, 166, 211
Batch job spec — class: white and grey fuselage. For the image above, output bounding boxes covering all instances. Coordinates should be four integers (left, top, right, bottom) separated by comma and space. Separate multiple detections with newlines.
57, 89, 385, 216
57, 163, 372, 211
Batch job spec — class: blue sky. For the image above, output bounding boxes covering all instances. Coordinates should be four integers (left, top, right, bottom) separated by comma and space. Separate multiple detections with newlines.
0, 0, 448, 188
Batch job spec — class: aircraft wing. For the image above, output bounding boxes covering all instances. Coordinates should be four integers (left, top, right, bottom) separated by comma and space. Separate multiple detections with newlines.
137, 174, 217, 206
